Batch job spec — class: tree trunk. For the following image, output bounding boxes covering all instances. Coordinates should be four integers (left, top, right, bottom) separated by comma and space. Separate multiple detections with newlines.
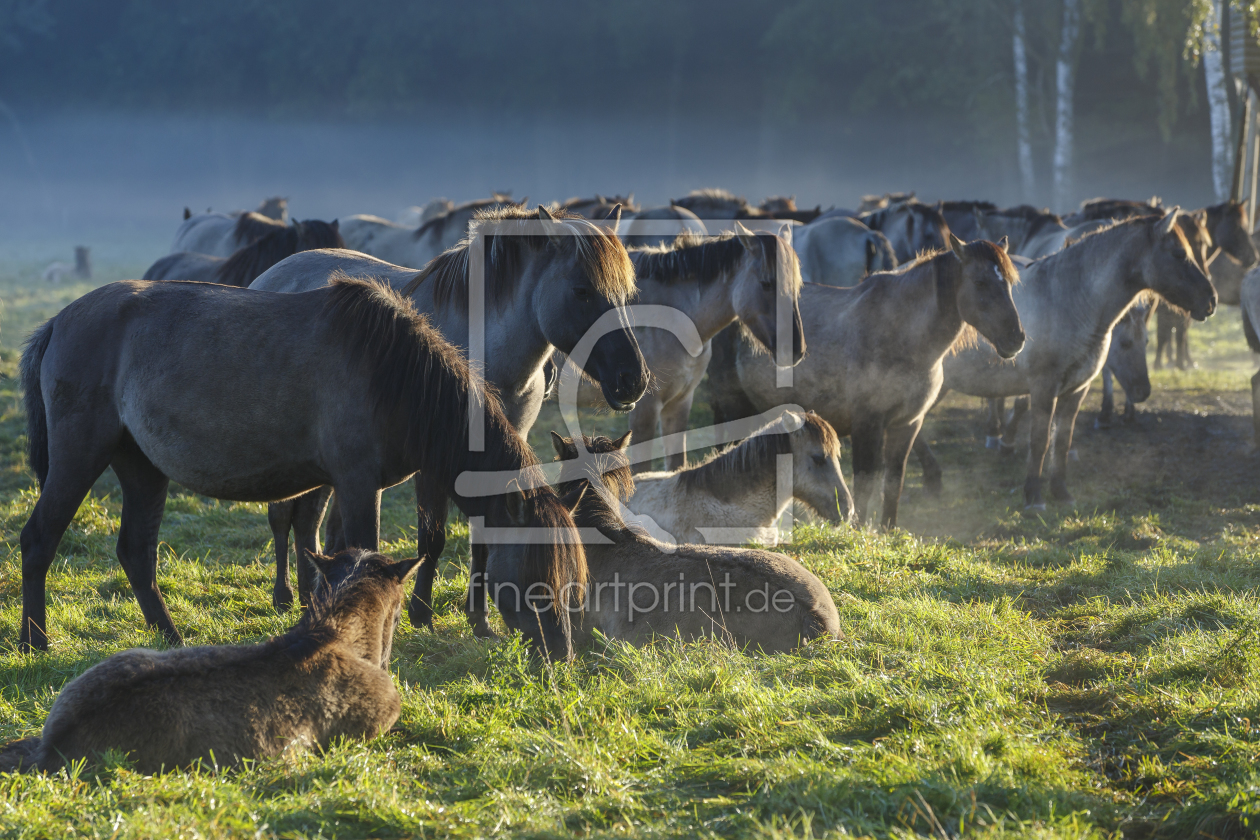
1052, 0, 1081, 212
1013, 0, 1035, 201
1205, 0, 1233, 201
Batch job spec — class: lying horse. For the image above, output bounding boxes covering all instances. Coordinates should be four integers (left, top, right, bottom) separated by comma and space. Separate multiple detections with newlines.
552, 433, 841, 653
792, 215, 897, 287
19, 277, 587, 658
710, 235, 1024, 528
569, 227, 805, 472
917, 210, 1216, 509
0, 549, 418, 774
171, 210, 288, 257
251, 206, 645, 634
338, 193, 525, 269
625, 410, 854, 545
143, 219, 343, 287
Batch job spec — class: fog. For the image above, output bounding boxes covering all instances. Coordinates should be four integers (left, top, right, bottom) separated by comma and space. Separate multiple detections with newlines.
0, 106, 1214, 270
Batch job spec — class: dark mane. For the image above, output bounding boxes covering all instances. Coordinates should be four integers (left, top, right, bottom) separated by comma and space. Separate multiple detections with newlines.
559, 194, 641, 217
401, 205, 636, 312
273, 552, 394, 662
865, 200, 949, 230
412, 194, 521, 240
233, 211, 287, 245
678, 412, 838, 503
317, 277, 585, 600
941, 200, 998, 214
552, 434, 639, 540
1073, 197, 1163, 222
214, 219, 344, 287
629, 231, 775, 286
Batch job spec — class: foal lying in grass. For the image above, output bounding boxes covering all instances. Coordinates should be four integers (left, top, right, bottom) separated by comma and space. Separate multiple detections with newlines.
552, 433, 840, 653
0, 549, 418, 774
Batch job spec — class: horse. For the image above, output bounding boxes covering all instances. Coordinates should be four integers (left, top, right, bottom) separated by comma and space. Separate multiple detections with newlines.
1237, 265, 1260, 448
710, 235, 1025, 528
1096, 303, 1153, 428
560, 193, 640, 219
143, 219, 343, 287
759, 196, 824, 224
970, 205, 1069, 257
939, 200, 999, 241
568, 227, 805, 472
170, 210, 289, 257
552, 433, 841, 653
395, 198, 456, 227
0, 549, 419, 774
250, 205, 644, 634
625, 411, 854, 545
1063, 196, 1162, 226
916, 211, 1216, 510
337, 193, 525, 269
18, 277, 588, 659
671, 188, 764, 220
621, 205, 707, 248
791, 215, 897, 287
858, 200, 951, 263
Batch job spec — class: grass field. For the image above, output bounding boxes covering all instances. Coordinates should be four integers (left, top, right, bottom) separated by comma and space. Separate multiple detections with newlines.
2, 263, 1260, 839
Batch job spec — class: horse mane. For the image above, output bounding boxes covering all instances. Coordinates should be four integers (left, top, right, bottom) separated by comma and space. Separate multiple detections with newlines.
318, 277, 586, 603
214, 220, 344, 287
678, 412, 838, 502
553, 434, 643, 541
680, 188, 746, 205
412, 195, 520, 240
865, 200, 949, 230
941, 200, 998, 213
233, 211, 287, 245
401, 205, 636, 312
274, 552, 398, 662
629, 231, 772, 286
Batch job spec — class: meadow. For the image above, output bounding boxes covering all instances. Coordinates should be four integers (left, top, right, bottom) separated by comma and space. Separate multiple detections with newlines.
1, 262, 1260, 839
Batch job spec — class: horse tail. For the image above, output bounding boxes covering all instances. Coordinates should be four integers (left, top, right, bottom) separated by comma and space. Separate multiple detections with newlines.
0, 737, 41, 773
1244, 304, 1260, 354
21, 318, 55, 487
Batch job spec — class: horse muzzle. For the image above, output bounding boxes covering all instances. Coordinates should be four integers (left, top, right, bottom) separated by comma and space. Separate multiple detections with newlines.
600, 370, 646, 412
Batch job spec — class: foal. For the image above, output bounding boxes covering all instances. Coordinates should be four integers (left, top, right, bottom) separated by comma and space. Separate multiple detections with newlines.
626, 411, 854, 546
553, 434, 841, 653
0, 549, 418, 774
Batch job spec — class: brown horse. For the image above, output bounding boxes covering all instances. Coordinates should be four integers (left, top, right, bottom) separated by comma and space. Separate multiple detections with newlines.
143, 219, 343, 287
0, 549, 419, 774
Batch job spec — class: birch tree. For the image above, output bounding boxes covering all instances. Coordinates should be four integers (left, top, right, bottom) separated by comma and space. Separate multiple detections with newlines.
1013, 0, 1035, 201
1053, 0, 1082, 212
1203, 0, 1233, 200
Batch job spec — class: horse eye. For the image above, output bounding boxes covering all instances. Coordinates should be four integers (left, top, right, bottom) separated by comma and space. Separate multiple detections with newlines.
573, 286, 591, 300
811, 454, 825, 466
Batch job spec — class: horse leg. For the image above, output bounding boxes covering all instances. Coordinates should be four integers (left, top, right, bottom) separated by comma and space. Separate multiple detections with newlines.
1023, 390, 1058, 510
911, 436, 943, 497
1048, 384, 1089, 504
111, 445, 179, 645
1176, 314, 1194, 369
267, 500, 295, 612
1096, 368, 1114, 429
467, 542, 496, 638
628, 397, 663, 473
1000, 396, 1029, 457
291, 486, 333, 607
660, 390, 698, 472
849, 418, 887, 526
880, 420, 922, 530
325, 497, 347, 552
1154, 305, 1172, 370
19, 458, 111, 652
985, 397, 1006, 448
333, 484, 381, 553
408, 476, 447, 630
1251, 369, 1260, 450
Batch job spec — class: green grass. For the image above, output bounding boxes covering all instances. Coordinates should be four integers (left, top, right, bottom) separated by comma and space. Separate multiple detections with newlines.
2, 268, 1260, 838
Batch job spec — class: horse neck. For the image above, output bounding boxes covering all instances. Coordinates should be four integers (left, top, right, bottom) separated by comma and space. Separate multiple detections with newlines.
690, 440, 783, 520
324, 587, 393, 666
1036, 225, 1149, 336
637, 271, 739, 343
877, 256, 967, 361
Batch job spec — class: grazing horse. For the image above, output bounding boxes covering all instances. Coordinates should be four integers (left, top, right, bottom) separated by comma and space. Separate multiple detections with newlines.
552, 433, 841, 653
621, 205, 707, 248
143, 219, 343, 287
18, 277, 588, 659
338, 193, 525, 269
569, 227, 805, 471
251, 206, 645, 633
917, 211, 1216, 509
792, 215, 897, 287
1097, 303, 1153, 428
170, 211, 288, 257
560, 193, 640, 219
0, 549, 419, 774
625, 411, 854, 545
710, 235, 1025, 528
859, 200, 951, 263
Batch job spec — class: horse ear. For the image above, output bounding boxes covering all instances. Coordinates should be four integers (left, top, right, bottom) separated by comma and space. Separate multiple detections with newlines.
734, 221, 758, 252
538, 204, 555, 223
183, 207, 191, 220
595, 193, 604, 203
612, 430, 632, 450
391, 556, 423, 582
330, 219, 339, 231
558, 483, 587, 515
604, 203, 622, 232
948, 232, 967, 259
997, 235, 1009, 253
1157, 207, 1180, 237
779, 222, 793, 245
504, 484, 531, 526
626, 192, 634, 205
306, 552, 337, 581
550, 430, 571, 459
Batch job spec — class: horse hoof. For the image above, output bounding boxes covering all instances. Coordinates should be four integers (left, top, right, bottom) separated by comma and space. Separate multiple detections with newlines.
273, 589, 295, 613
922, 477, 943, 497
1024, 502, 1047, 512
985, 435, 1002, 450
472, 623, 498, 640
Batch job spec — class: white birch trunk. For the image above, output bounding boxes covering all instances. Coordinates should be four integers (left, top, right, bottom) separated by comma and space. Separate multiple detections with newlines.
1204, 0, 1233, 201
1013, 0, 1034, 200
1053, 0, 1081, 212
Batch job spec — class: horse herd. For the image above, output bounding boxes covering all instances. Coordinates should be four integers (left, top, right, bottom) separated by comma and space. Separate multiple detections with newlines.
1, 186, 1251, 771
